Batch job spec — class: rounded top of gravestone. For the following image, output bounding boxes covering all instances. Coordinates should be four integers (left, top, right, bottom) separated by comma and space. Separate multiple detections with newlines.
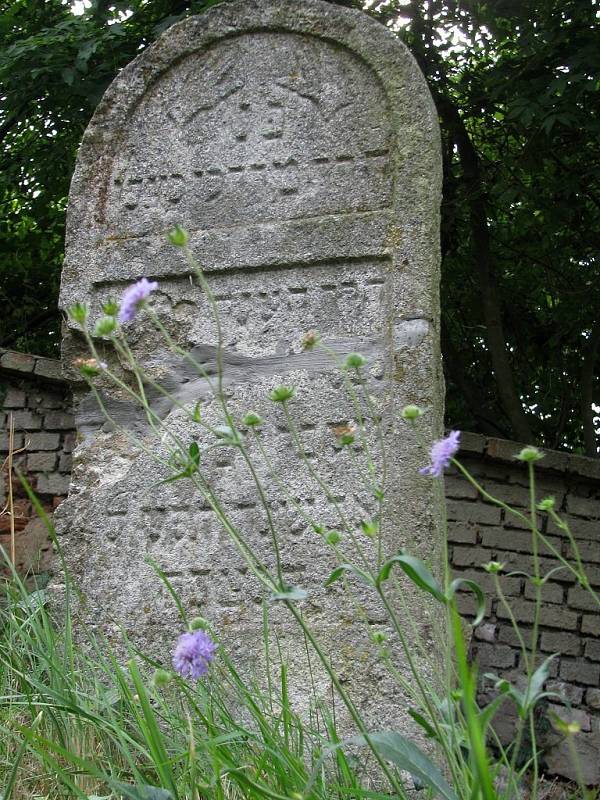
60, 0, 441, 321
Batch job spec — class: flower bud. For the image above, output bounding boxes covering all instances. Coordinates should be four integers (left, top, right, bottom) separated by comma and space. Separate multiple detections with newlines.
360, 519, 379, 538
371, 630, 387, 644
151, 668, 172, 688
537, 496, 555, 512
102, 299, 119, 317
344, 352, 367, 370
483, 561, 505, 574
168, 225, 189, 247
73, 357, 102, 378
325, 530, 341, 546
94, 316, 117, 337
68, 302, 88, 325
269, 385, 295, 403
189, 616, 211, 631
516, 446, 544, 463
401, 405, 423, 420
243, 412, 263, 427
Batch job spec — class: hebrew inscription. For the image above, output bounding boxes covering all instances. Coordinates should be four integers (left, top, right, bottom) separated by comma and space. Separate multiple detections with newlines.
106, 33, 392, 234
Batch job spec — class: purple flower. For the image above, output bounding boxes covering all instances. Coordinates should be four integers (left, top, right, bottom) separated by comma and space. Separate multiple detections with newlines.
172, 630, 216, 680
420, 431, 461, 477
118, 278, 158, 324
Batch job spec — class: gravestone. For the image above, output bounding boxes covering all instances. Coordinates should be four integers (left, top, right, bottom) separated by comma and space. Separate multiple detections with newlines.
58, 0, 443, 733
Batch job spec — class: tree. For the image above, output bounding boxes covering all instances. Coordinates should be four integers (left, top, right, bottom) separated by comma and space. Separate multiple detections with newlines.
0, 0, 598, 453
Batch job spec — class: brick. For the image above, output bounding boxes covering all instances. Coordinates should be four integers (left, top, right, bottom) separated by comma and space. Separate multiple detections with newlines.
453, 569, 521, 597
58, 453, 73, 473
582, 615, 600, 637
446, 500, 501, 526
451, 546, 490, 567
502, 512, 545, 531
481, 481, 530, 508
0, 432, 24, 451
34, 357, 63, 380
27, 452, 57, 472
498, 624, 534, 649
568, 454, 600, 481
447, 522, 477, 544
35, 473, 70, 496
481, 526, 562, 557
560, 659, 600, 686
496, 600, 578, 630
44, 411, 74, 430
62, 432, 76, 454
546, 679, 585, 706
568, 540, 600, 564
494, 550, 575, 580
454, 592, 492, 618
473, 642, 516, 669
567, 494, 600, 519
524, 581, 565, 604
474, 623, 496, 643
457, 432, 486, 454
541, 631, 581, 656
549, 515, 600, 541
10, 410, 42, 431
2, 388, 26, 408
444, 476, 478, 499
26, 433, 60, 451
0, 351, 34, 373
586, 688, 600, 709
585, 640, 600, 661
568, 585, 599, 612
547, 704, 591, 731
29, 391, 64, 409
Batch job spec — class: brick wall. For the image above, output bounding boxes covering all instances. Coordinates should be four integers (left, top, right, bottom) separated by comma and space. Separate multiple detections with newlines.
447, 432, 600, 783
1, 354, 599, 781
0, 349, 74, 582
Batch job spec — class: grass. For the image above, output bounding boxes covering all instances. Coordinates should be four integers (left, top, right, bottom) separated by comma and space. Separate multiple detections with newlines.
0, 561, 374, 800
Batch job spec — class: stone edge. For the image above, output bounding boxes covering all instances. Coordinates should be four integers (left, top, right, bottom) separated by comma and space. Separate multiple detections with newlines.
0, 348, 69, 386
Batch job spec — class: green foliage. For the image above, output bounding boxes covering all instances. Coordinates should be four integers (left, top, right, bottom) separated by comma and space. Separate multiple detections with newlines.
0, 0, 598, 451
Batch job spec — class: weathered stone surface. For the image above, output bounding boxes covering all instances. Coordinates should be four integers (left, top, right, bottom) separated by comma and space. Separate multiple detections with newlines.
57, 0, 443, 734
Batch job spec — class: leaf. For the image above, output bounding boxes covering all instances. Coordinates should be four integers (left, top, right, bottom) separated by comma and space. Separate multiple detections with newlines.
408, 708, 439, 741
523, 653, 558, 711
325, 563, 374, 587
447, 578, 486, 626
313, 732, 458, 800
113, 783, 173, 800
376, 553, 446, 603
270, 586, 308, 602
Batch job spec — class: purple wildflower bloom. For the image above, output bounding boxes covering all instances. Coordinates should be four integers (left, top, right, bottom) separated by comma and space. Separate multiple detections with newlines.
118, 278, 158, 324
420, 431, 461, 477
172, 630, 216, 680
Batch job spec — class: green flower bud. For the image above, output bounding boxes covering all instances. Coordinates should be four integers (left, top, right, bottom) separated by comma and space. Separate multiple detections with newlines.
189, 616, 211, 631
102, 299, 119, 317
325, 530, 341, 546
537, 496, 555, 512
73, 357, 104, 378
152, 668, 172, 688
371, 630, 387, 644
401, 405, 423, 420
483, 561, 505, 574
344, 352, 367, 370
516, 446, 544, 463
68, 302, 88, 325
360, 519, 379, 538
243, 412, 263, 427
269, 385, 295, 403
94, 316, 117, 337
167, 225, 190, 247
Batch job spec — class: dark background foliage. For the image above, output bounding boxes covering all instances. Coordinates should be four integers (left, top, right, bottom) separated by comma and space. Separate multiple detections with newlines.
1, 0, 598, 453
